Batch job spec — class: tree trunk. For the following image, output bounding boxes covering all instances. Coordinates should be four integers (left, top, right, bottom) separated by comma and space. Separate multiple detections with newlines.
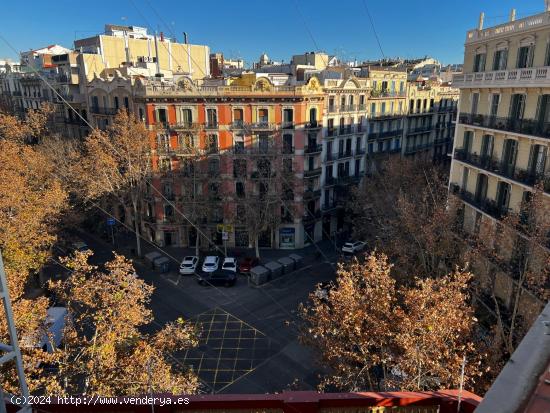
132, 198, 142, 257
195, 230, 200, 256
254, 235, 260, 259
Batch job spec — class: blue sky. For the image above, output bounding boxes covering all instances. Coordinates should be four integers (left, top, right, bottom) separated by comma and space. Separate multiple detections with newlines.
0, 0, 544, 66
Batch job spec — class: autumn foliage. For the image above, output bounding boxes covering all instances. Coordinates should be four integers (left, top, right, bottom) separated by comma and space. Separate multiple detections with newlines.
301, 253, 484, 393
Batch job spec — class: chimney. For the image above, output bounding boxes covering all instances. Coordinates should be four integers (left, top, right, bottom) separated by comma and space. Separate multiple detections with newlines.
510, 9, 516, 22
183, 32, 188, 44
478, 12, 485, 31
160, 32, 164, 42
154, 32, 162, 77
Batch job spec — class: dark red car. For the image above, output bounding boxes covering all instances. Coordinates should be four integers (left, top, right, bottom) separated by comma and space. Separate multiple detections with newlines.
238, 257, 259, 274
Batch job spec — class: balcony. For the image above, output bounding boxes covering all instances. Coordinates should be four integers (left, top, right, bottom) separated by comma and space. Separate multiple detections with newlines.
453, 67, 550, 89
328, 105, 337, 113
408, 108, 436, 116
404, 143, 433, 154
204, 122, 219, 130
454, 148, 547, 188
249, 122, 276, 131
450, 184, 510, 220
304, 144, 322, 154
370, 111, 406, 120
325, 152, 336, 162
337, 150, 353, 160
90, 107, 118, 116
355, 148, 366, 156
370, 90, 407, 98
465, 11, 550, 44
156, 145, 175, 156
305, 121, 321, 129
282, 145, 295, 155
321, 201, 339, 212
336, 176, 355, 186
458, 113, 550, 140
407, 124, 433, 135
171, 122, 200, 131
302, 209, 322, 223
282, 121, 294, 129
303, 188, 321, 200
368, 129, 404, 140
338, 126, 354, 136
324, 176, 336, 187
304, 167, 322, 178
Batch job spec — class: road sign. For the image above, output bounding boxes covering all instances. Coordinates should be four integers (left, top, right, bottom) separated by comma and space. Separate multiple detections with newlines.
107, 218, 116, 226
217, 224, 233, 233
222, 231, 229, 241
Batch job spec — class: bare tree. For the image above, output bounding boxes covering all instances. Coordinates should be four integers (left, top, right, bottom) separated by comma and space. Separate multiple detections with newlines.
78, 111, 151, 257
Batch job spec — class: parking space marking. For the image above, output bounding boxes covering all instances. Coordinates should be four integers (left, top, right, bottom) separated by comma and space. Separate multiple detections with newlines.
178, 307, 273, 393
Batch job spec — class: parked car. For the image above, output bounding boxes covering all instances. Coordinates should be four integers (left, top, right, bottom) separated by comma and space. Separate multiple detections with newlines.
179, 256, 199, 275
71, 240, 89, 253
201, 256, 220, 273
341, 241, 366, 254
239, 257, 260, 274
221, 257, 238, 273
197, 270, 237, 287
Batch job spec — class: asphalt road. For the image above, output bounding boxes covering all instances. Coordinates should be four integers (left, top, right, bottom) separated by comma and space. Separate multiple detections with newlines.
73, 231, 339, 394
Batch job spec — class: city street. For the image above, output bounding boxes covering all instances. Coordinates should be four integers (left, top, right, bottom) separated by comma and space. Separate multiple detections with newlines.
75, 230, 340, 394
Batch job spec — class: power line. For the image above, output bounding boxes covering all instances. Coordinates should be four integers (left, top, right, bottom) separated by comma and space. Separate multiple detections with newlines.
361, 0, 385, 60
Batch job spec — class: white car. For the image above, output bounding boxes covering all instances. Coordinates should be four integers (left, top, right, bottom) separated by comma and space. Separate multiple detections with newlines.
221, 257, 238, 273
342, 241, 366, 254
201, 256, 220, 273
71, 241, 89, 253
179, 256, 199, 275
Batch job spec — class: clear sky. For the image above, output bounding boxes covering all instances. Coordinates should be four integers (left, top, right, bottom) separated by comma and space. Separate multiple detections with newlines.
0, 0, 545, 66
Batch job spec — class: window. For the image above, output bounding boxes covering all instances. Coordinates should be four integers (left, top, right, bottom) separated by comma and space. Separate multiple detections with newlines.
207, 134, 218, 153
480, 135, 494, 160
258, 134, 269, 153
309, 108, 317, 126
164, 204, 174, 218
208, 158, 220, 175
234, 134, 245, 153
509, 94, 526, 120
283, 134, 293, 154
236, 182, 245, 198
283, 158, 293, 173
471, 93, 479, 115
180, 134, 194, 149
529, 144, 547, 176
473, 52, 486, 72
370, 103, 376, 115
139, 107, 144, 121
490, 94, 500, 117
496, 182, 511, 213
517, 45, 534, 69
283, 108, 293, 125
233, 159, 247, 178
474, 174, 488, 203
206, 108, 217, 127
536, 94, 550, 124
463, 131, 473, 152
258, 108, 268, 123
157, 108, 168, 126
492, 48, 508, 70
327, 119, 334, 136
182, 108, 193, 126
114, 96, 119, 110
124, 96, 129, 109
501, 139, 518, 175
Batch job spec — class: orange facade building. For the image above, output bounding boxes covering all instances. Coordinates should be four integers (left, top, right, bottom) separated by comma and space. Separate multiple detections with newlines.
133, 75, 326, 249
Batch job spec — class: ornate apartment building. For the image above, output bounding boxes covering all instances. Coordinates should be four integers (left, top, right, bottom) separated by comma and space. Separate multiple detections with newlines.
128, 74, 325, 249
449, 6, 550, 316
451, 9, 550, 230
